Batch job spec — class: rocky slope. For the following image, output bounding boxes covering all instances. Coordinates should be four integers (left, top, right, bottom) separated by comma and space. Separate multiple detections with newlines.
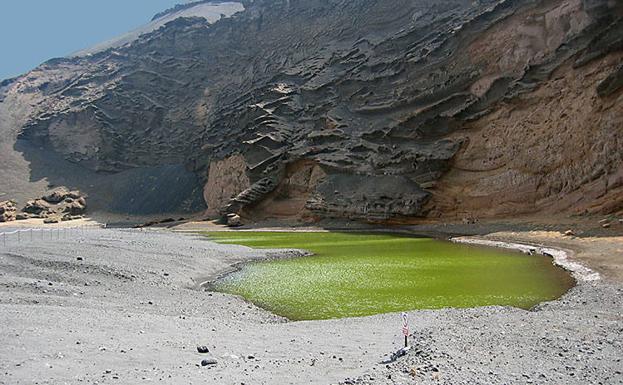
0, 0, 621, 222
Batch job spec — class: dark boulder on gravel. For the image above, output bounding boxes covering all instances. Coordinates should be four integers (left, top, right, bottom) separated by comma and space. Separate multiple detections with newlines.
226, 214, 242, 227
201, 358, 217, 366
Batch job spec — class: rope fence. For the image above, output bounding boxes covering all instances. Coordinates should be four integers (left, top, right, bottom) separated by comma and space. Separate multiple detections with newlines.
0, 224, 108, 247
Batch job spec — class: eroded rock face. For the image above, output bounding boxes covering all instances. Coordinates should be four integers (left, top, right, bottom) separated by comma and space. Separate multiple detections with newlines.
204, 155, 251, 216
1, 0, 621, 222
307, 174, 430, 222
432, 52, 623, 219
242, 160, 326, 221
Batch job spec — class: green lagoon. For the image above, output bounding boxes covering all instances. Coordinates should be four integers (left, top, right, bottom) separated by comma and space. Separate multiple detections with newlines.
207, 231, 574, 320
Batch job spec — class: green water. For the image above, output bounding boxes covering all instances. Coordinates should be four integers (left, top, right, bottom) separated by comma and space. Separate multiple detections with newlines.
207, 232, 574, 320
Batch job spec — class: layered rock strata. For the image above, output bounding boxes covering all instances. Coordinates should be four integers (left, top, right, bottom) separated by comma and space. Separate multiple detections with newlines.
0, 0, 621, 222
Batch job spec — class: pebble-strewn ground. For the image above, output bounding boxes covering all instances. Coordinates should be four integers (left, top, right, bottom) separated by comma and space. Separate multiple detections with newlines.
0, 228, 621, 384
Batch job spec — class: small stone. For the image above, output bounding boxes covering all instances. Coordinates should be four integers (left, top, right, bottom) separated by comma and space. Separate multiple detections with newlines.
564, 230, 574, 236
197, 346, 210, 353
602, 223, 611, 228
201, 358, 217, 366
76, 257, 83, 261
226, 214, 242, 227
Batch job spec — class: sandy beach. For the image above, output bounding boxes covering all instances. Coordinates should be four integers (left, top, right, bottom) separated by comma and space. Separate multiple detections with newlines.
0, 224, 622, 384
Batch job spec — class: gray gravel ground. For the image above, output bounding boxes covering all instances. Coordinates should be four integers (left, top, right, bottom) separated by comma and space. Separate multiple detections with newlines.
0, 228, 621, 384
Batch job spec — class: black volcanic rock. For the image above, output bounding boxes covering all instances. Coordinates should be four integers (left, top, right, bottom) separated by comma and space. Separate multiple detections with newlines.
1, 0, 622, 221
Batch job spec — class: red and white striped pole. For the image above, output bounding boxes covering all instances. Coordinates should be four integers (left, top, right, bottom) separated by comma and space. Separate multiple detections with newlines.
402, 312, 409, 348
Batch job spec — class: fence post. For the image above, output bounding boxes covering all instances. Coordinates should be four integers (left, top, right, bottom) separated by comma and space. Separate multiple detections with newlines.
18, 230, 21, 243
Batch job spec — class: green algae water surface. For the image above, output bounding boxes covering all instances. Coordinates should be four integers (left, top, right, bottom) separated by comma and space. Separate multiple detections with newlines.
207, 232, 574, 321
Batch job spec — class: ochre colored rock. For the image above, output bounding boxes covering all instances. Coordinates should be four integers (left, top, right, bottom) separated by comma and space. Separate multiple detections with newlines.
1, 0, 621, 223
0, 201, 17, 222
204, 155, 250, 217
21, 188, 87, 222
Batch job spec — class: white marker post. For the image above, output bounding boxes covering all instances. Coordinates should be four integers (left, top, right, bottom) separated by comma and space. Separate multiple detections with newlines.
401, 312, 409, 348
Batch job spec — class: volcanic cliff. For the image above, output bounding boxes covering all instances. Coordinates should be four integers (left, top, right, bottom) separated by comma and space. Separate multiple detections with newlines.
0, 0, 621, 223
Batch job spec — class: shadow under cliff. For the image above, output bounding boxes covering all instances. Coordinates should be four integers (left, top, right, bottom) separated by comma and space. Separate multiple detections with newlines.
15, 139, 206, 216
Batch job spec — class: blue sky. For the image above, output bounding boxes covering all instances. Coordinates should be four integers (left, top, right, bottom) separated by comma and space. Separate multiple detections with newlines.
0, 0, 185, 80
